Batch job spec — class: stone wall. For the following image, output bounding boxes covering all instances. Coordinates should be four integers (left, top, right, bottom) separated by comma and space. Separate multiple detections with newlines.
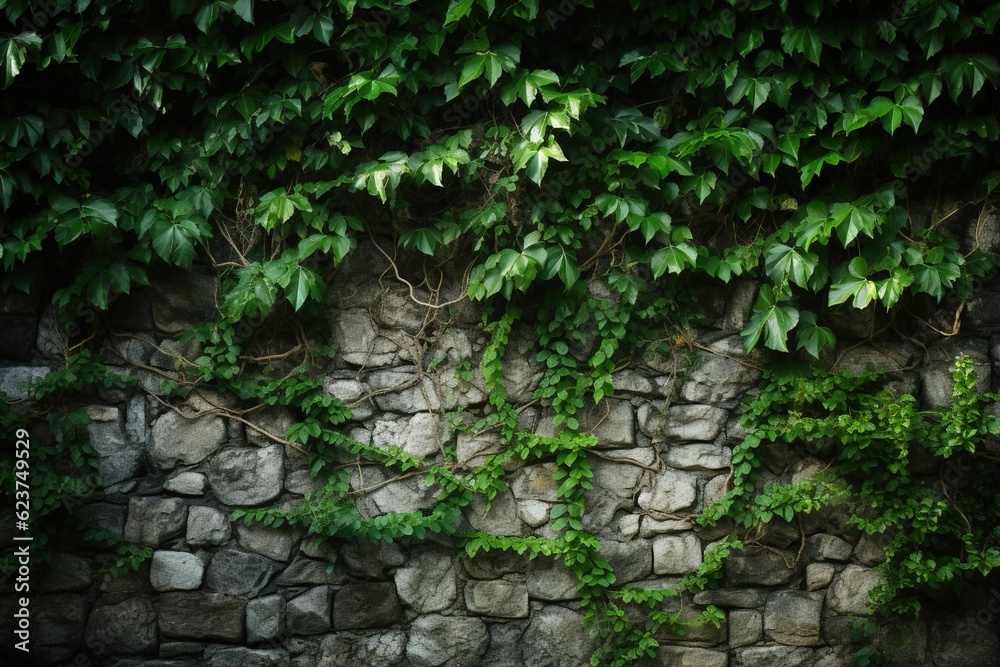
3, 224, 1000, 667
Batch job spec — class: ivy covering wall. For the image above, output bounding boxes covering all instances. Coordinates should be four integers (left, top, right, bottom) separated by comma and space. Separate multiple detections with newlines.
3, 0, 1000, 664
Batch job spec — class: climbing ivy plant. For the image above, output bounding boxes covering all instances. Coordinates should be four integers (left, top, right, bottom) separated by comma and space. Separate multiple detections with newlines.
3, 0, 1000, 664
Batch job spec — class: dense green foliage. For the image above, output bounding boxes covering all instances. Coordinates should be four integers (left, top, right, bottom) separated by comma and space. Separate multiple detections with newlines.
703, 356, 1000, 620
3, 0, 1000, 663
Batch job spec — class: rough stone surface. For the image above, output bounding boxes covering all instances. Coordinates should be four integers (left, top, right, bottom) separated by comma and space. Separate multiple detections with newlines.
186, 505, 232, 546
806, 534, 854, 561
729, 609, 763, 648
208, 445, 284, 506
663, 443, 732, 470
679, 336, 762, 405
600, 539, 653, 584
638, 468, 698, 514
163, 471, 208, 496
394, 550, 457, 613
527, 556, 580, 601
87, 405, 143, 486
317, 631, 407, 667
150, 409, 226, 470
150, 270, 218, 333
725, 549, 796, 586
579, 398, 635, 447
642, 404, 728, 442
655, 646, 729, 667
333, 582, 402, 630
150, 550, 206, 591
286, 586, 333, 635
928, 614, 1000, 667
764, 591, 824, 646
124, 496, 187, 547
732, 646, 817, 667
247, 594, 286, 643
159, 592, 246, 641
406, 615, 489, 667
465, 579, 530, 618
237, 521, 294, 562
371, 412, 447, 459
332, 308, 398, 366
0, 366, 50, 400
85, 597, 158, 655
827, 565, 883, 615
206, 550, 279, 597
653, 533, 703, 575
522, 606, 591, 667
276, 556, 346, 586
206, 647, 291, 667
693, 588, 767, 608
806, 563, 836, 591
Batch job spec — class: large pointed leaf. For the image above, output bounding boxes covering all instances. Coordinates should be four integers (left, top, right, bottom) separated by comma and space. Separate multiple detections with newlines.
765, 243, 818, 288
741, 285, 800, 352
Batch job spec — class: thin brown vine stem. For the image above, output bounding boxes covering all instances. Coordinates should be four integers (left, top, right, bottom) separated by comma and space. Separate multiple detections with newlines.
367, 231, 473, 309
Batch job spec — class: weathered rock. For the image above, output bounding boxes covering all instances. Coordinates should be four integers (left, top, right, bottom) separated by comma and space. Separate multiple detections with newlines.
764, 591, 824, 646
679, 336, 763, 405
237, 521, 294, 562
124, 496, 187, 547
638, 469, 698, 514
456, 431, 502, 467
150, 409, 226, 470
276, 556, 346, 586
611, 370, 656, 395
465, 579, 530, 618
827, 565, 883, 615
578, 398, 635, 448
732, 646, 816, 667
371, 412, 447, 458
511, 462, 559, 503
360, 466, 437, 514
639, 403, 727, 442
663, 443, 732, 470
159, 592, 246, 641
247, 594, 286, 643
33, 593, 89, 663
333, 582, 402, 630
287, 586, 333, 635
86, 405, 143, 486
317, 631, 408, 666
465, 491, 525, 536
206, 550, 279, 597
406, 615, 489, 667
806, 534, 854, 561
600, 539, 653, 583
36, 552, 92, 592
521, 606, 590, 667
654, 534, 703, 576
150, 550, 206, 591
85, 597, 158, 656
806, 563, 836, 591
693, 589, 767, 608
464, 550, 529, 579
725, 549, 796, 586
163, 471, 208, 496
0, 366, 50, 400
338, 539, 405, 578
208, 445, 284, 506
640, 517, 694, 538
206, 647, 290, 667
527, 556, 580, 602
654, 646, 729, 667
186, 505, 232, 547
333, 309, 399, 366
395, 550, 457, 613
853, 533, 889, 567
729, 609, 763, 648
244, 406, 296, 447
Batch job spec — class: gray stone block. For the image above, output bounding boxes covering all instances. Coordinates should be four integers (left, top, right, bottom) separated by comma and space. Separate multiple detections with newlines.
317, 631, 407, 666
85, 597, 157, 655
333, 582, 402, 630
150, 409, 226, 470
395, 550, 457, 613
406, 615, 489, 667
208, 445, 284, 506
521, 606, 590, 667
464, 579, 529, 618
206, 549, 279, 597
287, 586, 333, 635
186, 505, 232, 547
158, 592, 246, 641
124, 496, 187, 547
764, 590, 824, 646
247, 594, 286, 643
729, 608, 762, 648
827, 565, 883, 615
206, 647, 290, 667
150, 550, 206, 591
653, 533, 703, 575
